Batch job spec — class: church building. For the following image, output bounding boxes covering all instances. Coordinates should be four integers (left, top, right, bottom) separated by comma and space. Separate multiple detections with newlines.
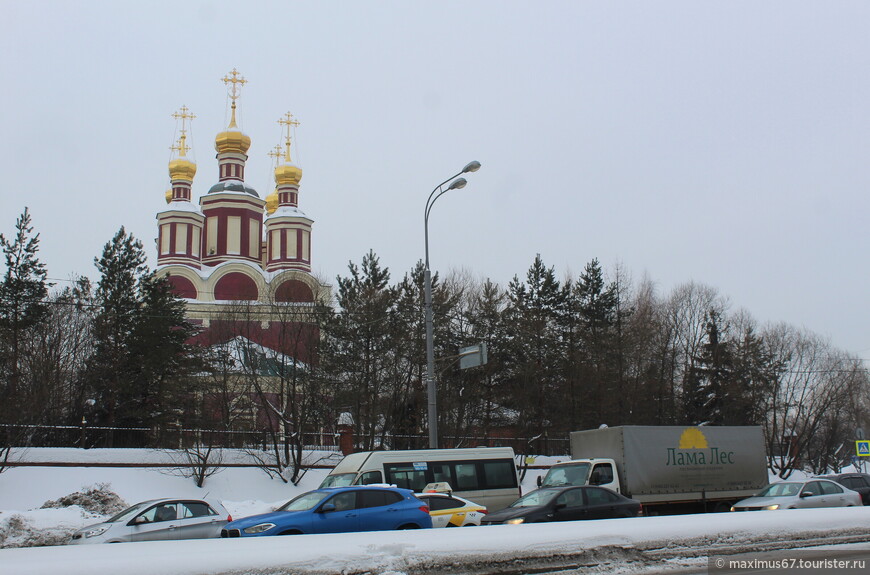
155, 69, 329, 363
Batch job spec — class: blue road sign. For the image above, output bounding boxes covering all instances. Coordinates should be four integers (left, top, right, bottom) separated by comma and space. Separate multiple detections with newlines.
856, 440, 870, 457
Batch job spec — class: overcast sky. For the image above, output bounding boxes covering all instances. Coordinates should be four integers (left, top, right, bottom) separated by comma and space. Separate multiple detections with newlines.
2, 1, 868, 359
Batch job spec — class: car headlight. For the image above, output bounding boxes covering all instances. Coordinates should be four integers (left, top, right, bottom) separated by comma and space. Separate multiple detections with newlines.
762, 504, 780, 511
83, 525, 110, 538
504, 518, 525, 525
243, 523, 276, 534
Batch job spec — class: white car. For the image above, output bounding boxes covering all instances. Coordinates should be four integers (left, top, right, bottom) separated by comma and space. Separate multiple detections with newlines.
731, 479, 862, 511
69, 498, 231, 543
415, 489, 487, 527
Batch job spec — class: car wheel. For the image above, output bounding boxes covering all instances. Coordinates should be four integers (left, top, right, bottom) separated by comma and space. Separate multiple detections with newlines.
397, 524, 420, 530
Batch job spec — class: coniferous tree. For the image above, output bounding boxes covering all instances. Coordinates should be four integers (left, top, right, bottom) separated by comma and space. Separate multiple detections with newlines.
0, 208, 50, 460
0, 208, 49, 402
87, 227, 148, 440
86, 228, 198, 446
328, 251, 396, 450
573, 259, 621, 426
683, 309, 734, 425
465, 278, 507, 439
130, 274, 202, 442
502, 255, 566, 448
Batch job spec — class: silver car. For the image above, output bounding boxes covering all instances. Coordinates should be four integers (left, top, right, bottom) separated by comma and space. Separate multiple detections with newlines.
69, 498, 231, 544
731, 479, 862, 511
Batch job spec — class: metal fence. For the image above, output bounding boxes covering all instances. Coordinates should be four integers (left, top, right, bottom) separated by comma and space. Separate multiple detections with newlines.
0, 423, 341, 451
0, 423, 569, 456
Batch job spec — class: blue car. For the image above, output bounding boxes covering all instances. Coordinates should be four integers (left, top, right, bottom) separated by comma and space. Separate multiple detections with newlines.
221, 486, 432, 537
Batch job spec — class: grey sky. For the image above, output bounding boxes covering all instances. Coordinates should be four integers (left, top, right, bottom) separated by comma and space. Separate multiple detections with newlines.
2, 1, 868, 358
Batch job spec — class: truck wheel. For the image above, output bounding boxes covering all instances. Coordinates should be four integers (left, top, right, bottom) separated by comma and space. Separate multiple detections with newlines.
712, 502, 733, 513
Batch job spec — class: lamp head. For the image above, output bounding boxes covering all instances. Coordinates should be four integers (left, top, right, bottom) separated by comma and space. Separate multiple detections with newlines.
463, 161, 481, 173
448, 177, 467, 191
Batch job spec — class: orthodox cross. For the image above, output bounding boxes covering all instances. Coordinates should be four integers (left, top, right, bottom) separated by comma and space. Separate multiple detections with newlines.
171, 106, 195, 156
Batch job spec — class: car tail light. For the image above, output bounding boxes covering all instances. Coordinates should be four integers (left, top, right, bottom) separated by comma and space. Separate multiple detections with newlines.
227, 514, 233, 522
480, 509, 488, 514
419, 505, 430, 514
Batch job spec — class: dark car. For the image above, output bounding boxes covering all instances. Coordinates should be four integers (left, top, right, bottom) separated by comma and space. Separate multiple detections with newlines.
221, 485, 432, 537
819, 473, 870, 505
480, 486, 641, 525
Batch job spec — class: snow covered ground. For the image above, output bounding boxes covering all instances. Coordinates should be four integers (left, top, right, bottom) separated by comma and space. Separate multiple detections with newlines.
1, 449, 868, 575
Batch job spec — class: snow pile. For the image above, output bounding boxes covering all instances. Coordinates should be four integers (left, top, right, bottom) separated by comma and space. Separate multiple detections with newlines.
40, 483, 127, 516
0, 507, 96, 549
1, 483, 126, 549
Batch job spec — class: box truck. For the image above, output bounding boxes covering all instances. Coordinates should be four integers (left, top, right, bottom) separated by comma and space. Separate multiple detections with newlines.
537, 426, 768, 514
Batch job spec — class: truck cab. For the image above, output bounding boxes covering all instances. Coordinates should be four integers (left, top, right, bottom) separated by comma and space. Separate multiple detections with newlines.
538, 459, 620, 494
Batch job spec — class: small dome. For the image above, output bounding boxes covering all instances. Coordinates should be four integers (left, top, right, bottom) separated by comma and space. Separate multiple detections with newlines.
215, 128, 251, 155
165, 189, 172, 203
266, 189, 278, 214
168, 157, 197, 182
207, 180, 259, 198
275, 161, 302, 187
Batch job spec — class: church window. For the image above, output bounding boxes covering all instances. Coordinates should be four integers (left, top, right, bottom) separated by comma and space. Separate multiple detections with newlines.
249, 220, 260, 258
271, 230, 280, 260
287, 228, 298, 259
227, 216, 241, 254
160, 224, 170, 255
207, 217, 218, 255
191, 227, 201, 258
175, 223, 188, 254
302, 230, 310, 261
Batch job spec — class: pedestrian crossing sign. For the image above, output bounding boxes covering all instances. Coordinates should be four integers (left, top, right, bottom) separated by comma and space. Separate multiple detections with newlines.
856, 440, 870, 457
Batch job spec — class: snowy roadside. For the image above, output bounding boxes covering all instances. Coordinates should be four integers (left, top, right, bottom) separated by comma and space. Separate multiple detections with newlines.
2, 507, 870, 575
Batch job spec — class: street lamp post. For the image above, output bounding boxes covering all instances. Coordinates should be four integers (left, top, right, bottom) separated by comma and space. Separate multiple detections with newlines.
424, 160, 481, 449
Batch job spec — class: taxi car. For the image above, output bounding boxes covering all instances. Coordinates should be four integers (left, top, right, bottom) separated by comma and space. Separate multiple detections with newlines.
415, 483, 487, 527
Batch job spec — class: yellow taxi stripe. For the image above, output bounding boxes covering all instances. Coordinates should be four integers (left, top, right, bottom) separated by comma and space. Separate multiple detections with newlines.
429, 507, 484, 516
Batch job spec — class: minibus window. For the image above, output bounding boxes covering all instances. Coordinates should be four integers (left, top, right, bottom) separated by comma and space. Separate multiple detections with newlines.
454, 463, 479, 490
483, 460, 518, 489
357, 471, 382, 485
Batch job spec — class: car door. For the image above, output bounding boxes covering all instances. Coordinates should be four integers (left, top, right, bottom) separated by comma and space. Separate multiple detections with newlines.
311, 491, 359, 533
818, 480, 850, 507
796, 481, 827, 508
582, 487, 626, 519
130, 502, 179, 542
356, 489, 406, 530
551, 488, 590, 522
173, 501, 224, 539
422, 495, 467, 528
588, 463, 619, 494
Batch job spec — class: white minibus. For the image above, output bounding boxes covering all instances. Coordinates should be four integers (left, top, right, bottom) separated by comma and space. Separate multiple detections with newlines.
319, 447, 520, 511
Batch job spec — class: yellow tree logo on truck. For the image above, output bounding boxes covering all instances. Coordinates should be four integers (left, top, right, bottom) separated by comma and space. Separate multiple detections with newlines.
678, 428, 708, 449
666, 427, 735, 466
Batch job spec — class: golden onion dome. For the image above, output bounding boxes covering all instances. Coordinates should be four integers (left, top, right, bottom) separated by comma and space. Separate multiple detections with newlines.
275, 161, 302, 187
168, 157, 197, 182
214, 127, 251, 155
165, 189, 173, 203
266, 189, 278, 214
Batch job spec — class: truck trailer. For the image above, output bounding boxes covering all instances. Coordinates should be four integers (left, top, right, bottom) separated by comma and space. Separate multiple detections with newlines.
538, 425, 768, 514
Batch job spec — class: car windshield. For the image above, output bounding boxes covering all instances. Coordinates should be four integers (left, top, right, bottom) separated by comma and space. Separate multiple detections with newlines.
277, 491, 332, 512
510, 489, 560, 508
106, 501, 157, 523
540, 463, 591, 487
319, 473, 356, 488
757, 482, 802, 497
